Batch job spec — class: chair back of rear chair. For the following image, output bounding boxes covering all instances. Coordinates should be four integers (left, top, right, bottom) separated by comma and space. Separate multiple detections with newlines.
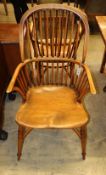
19, 4, 89, 63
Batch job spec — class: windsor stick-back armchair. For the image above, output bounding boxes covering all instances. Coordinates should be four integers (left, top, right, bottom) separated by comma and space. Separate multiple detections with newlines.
7, 4, 96, 160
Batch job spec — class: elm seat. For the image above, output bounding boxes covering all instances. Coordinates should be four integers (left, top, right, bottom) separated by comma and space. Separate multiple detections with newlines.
16, 86, 88, 128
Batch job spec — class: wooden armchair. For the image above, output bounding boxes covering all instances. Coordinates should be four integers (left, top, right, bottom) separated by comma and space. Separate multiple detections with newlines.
7, 4, 96, 160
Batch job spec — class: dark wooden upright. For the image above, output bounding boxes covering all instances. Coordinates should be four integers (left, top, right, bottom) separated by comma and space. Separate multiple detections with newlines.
0, 24, 21, 129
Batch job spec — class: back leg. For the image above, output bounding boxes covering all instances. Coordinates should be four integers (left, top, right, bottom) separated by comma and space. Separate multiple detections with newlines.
80, 125, 87, 160
17, 125, 25, 160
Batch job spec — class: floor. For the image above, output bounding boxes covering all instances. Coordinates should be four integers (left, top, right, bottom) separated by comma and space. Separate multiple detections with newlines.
0, 3, 106, 175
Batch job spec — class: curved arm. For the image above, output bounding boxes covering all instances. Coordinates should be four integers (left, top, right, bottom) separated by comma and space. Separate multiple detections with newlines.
75, 64, 96, 102
6, 62, 24, 93
6, 59, 30, 94
83, 64, 96, 95
6, 59, 33, 102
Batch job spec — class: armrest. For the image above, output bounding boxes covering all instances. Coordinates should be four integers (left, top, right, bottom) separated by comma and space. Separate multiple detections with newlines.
6, 62, 24, 93
74, 63, 96, 102
83, 64, 96, 95
6, 60, 31, 100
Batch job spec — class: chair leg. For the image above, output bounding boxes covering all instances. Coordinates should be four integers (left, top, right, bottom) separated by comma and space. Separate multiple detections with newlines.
17, 125, 25, 161
100, 49, 106, 73
80, 126, 87, 160
2, 0, 8, 16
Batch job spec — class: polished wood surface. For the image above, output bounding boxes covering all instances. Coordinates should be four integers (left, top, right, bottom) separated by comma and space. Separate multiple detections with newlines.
16, 86, 88, 128
0, 23, 19, 43
0, 24, 21, 75
96, 16, 106, 73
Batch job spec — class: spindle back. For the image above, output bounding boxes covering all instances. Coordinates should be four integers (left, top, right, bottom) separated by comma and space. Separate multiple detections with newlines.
19, 4, 89, 63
